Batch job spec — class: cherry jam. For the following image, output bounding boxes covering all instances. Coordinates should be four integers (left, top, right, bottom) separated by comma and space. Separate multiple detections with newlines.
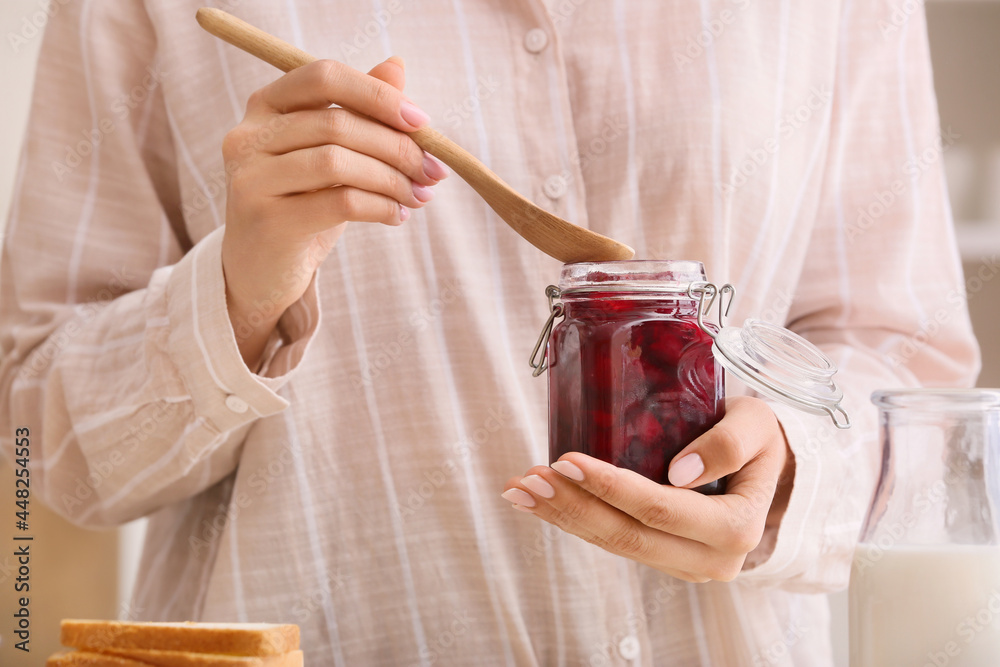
546, 261, 725, 491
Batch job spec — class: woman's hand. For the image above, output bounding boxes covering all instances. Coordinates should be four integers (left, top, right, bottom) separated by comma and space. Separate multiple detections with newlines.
220, 56, 447, 368
502, 396, 794, 582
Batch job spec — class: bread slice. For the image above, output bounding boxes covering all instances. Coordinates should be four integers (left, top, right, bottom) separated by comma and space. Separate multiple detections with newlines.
100, 649, 303, 667
47, 651, 156, 666
60, 621, 300, 656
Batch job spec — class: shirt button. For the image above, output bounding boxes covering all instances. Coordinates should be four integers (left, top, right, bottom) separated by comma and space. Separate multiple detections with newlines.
225, 395, 249, 414
524, 28, 549, 53
544, 174, 568, 199
617, 635, 640, 661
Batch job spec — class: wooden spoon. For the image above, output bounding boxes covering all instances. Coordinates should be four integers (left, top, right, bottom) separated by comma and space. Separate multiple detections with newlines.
195, 7, 635, 263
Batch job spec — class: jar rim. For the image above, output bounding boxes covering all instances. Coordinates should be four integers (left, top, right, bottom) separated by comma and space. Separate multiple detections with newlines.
559, 260, 707, 292
871, 388, 1000, 411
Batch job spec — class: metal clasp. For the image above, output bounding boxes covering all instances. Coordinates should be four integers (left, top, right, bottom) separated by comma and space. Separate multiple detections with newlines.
826, 405, 852, 430
529, 285, 564, 377
687, 281, 735, 338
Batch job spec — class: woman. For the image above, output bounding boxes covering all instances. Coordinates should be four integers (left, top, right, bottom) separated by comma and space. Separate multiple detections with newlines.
0, 1, 977, 664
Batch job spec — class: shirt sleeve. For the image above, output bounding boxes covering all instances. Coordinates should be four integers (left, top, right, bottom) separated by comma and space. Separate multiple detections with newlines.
0, 1, 320, 528
738, 3, 980, 590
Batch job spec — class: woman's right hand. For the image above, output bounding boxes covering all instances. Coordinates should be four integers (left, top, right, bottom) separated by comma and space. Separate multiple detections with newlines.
219, 56, 446, 368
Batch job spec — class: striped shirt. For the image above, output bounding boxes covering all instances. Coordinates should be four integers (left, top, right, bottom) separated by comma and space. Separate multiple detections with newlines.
0, 0, 979, 665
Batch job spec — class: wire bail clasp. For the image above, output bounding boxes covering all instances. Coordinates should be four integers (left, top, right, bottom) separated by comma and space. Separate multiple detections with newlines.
687, 282, 735, 338
529, 285, 564, 377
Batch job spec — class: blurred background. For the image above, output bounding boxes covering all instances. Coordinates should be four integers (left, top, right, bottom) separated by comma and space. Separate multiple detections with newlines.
0, 1, 997, 665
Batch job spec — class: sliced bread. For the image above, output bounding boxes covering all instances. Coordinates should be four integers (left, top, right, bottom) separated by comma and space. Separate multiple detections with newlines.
100, 649, 304, 667
60, 621, 300, 656
47, 651, 156, 666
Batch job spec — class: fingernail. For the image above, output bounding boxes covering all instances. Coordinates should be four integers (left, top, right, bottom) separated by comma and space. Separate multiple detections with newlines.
501, 488, 535, 507
520, 474, 555, 499
511, 504, 535, 514
400, 101, 430, 129
669, 453, 705, 487
551, 460, 585, 482
412, 183, 435, 203
399, 205, 410, 222
422, 154, 449, 180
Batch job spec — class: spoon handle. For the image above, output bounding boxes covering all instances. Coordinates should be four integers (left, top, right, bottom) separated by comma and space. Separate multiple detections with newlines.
196, 8, 481, 177
196, 7, 636, 263
196, 8, 312, 72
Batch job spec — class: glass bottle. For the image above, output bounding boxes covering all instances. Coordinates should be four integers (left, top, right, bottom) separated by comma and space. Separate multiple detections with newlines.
850, 389, 1000, 667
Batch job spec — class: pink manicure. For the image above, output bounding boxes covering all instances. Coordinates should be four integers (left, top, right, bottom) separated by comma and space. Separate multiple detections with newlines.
400, 101, 430, 128
551, 460, 585, 482
422, 154, 449, 181
521, 475, 555, 499
668, 453, 705, 487
412, 183, 435, 203
501, 488, 536, 508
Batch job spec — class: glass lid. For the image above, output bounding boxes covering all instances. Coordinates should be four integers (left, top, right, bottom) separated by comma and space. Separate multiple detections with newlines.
712, 319, 850, 428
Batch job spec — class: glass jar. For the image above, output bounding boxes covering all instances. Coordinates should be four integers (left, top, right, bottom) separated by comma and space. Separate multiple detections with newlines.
530, 260, 849, 490
850, 389, 1000, 667
543, 261, 724, 489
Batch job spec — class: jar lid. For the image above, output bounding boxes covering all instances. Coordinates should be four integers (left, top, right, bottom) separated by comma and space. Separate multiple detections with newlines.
559, 260, 707, 293
712, 319, 851, 428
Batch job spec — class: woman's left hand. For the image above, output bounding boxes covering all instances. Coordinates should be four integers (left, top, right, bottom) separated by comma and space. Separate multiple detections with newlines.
502, 396, 794, 582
